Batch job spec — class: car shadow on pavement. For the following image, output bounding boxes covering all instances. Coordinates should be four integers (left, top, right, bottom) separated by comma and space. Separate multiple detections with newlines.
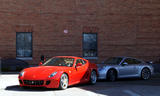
5, 84, 93, 92
5, 85, 59, 92
97, 78, 160, 86
4, 78, 160, 96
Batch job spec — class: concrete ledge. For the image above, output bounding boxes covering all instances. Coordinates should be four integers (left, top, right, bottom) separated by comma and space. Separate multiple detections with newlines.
1, 72, 19, 74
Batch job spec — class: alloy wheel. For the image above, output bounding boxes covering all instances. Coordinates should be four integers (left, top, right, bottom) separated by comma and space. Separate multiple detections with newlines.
141, 68, 151, 80
90, 71, 97, 84
59, 73, 68, 90
107, 70, 116, 82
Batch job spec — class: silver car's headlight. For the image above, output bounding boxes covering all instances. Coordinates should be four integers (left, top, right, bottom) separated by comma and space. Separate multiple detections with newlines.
49, 72, 57, 78
19, 71, 25, 77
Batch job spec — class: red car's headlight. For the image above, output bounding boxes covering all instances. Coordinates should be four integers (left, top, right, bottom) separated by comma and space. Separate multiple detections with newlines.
19, 71, 25, 77
49, 72, 57, 78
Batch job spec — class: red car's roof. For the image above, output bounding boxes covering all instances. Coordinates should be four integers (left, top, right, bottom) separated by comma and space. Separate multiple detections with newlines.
53, 56, 84, 59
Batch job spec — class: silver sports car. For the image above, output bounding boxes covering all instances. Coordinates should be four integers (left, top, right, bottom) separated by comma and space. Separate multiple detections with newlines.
98, 57, 154, 81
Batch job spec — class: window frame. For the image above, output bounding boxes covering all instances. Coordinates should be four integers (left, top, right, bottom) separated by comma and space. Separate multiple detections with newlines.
104, 57, 123, 65
122, 58, 134, 65
132, 59, 142, 64
76, 59, 85, 65
82, 33, 98, 59
16, 32, 33, 59
122, 58, 142, 65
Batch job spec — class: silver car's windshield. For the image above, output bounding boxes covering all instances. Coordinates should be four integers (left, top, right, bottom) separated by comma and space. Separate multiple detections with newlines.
43, 57, 74, 67
104, 57, 123, 65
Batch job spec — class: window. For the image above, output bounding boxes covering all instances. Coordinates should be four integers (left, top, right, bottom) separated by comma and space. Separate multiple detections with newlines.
16, 32, 32, 58
133, 59, 142, 64
83, 33, 97, 57
43, 57, 74, 67
104, 57, 123, 65
123, 58, 134, 64
123, 58, 141, 64
76, 59, 85, 65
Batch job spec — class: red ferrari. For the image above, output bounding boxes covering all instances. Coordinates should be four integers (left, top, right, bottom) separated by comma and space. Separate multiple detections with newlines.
19, 56, 98, 89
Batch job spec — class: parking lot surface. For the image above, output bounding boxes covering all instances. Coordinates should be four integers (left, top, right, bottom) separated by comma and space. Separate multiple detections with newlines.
1, 74, 160, 96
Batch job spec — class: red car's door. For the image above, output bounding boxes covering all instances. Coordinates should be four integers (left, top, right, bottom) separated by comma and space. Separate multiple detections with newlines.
68, 67, 79, 85
75, 59, 89, 83
68, 59, 89, 85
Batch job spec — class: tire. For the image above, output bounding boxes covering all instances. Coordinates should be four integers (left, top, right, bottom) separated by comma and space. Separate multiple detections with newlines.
107, 69, 117, 82
59, 73, 68, 90
141, 68, 151, 80
90, 70, 97, 85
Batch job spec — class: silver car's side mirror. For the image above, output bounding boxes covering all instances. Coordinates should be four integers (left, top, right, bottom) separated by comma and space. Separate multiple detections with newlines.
146, 61, 153, 64
122, 62, 128, 66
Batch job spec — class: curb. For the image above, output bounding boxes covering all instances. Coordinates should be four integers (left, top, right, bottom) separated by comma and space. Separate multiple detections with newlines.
1, 72, 19, 74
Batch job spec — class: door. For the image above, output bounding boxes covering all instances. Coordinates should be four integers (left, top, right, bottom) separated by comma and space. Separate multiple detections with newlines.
75, 59, 88, 82
68, 59, 89, 85
132, 58, 142, 75
118, 58, 137, 77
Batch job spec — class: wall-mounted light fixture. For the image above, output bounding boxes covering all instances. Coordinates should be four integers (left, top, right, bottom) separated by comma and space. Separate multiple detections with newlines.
64, 30, 68, 34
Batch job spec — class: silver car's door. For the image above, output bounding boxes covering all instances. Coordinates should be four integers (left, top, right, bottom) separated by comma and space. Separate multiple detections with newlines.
131, 58, 142, 75
118, 58, 137, 77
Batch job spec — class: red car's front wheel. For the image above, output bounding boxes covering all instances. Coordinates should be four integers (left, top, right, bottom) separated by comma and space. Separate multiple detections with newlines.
59, 73, 68, 90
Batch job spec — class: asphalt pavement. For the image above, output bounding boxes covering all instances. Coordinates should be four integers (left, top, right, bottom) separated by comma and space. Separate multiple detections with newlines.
1, 74, 160, 96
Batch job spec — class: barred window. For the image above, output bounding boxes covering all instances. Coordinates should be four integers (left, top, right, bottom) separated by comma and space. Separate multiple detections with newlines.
83, 33, 97, 57
16, 32, 32, 57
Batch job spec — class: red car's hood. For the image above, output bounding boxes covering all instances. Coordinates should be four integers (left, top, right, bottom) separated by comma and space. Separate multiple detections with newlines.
23, 66, 70, 79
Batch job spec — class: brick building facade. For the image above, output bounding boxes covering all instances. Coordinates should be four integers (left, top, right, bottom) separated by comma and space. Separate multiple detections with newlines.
0, 0, 160, 65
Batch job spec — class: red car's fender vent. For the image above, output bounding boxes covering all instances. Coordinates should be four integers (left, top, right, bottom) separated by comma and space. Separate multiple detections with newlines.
23, 80, 44, 85
46, 80, 51, 85
19, 80, 23, 84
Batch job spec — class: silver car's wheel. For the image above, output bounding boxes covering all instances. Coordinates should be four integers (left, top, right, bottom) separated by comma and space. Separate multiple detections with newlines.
107, 69, 116, 82
90, 71, 97, 84
141, 68, 151, 80
59, 73, 68, 90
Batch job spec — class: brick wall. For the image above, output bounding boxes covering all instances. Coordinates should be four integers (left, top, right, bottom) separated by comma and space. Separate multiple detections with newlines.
0, 0, 160, 65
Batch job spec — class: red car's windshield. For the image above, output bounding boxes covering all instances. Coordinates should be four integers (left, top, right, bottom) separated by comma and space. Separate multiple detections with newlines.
42, 57, 75, 67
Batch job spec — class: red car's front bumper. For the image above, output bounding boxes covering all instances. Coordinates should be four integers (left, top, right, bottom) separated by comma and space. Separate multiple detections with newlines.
19, 78, 60, 88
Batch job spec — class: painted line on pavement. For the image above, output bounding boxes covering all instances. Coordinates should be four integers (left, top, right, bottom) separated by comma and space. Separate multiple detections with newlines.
123, 90, 141, 96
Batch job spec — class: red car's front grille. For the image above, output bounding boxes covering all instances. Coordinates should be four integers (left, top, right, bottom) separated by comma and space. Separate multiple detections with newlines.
23, 80, 44, 85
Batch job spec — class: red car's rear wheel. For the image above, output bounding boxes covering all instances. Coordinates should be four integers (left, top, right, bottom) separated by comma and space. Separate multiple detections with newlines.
90, 70, 97, 84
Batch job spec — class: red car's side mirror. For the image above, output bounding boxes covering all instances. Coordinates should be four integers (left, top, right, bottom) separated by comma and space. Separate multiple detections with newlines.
76, 63, 82, 67
39, 62, 43, 66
